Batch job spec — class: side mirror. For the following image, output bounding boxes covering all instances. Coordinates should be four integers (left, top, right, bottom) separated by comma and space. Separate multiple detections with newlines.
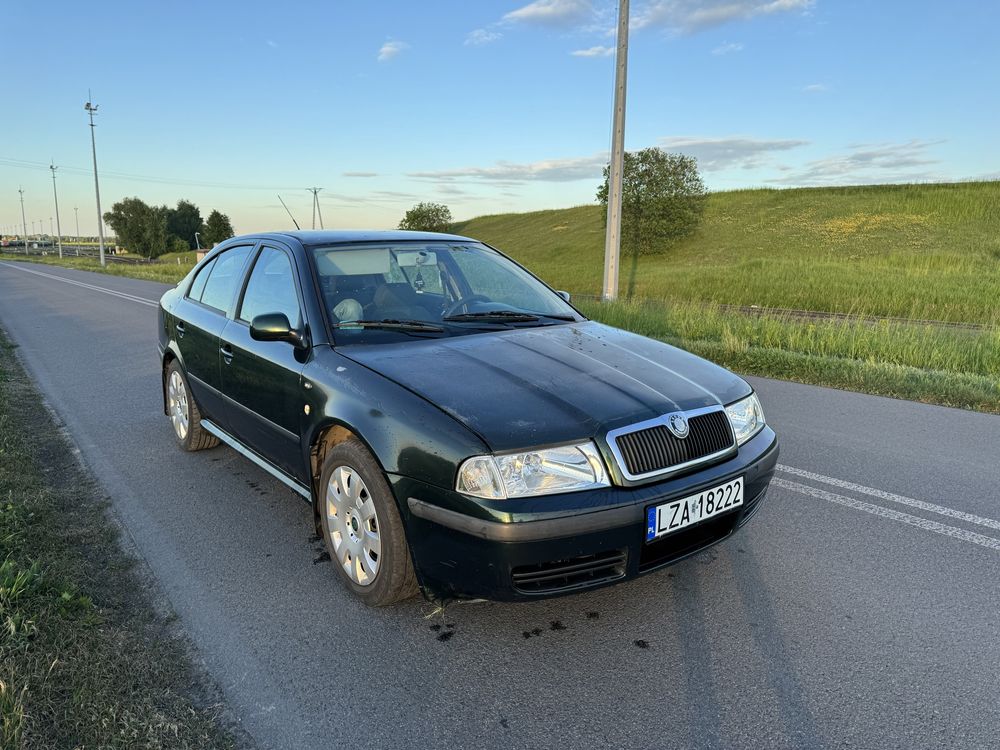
556, 290, 571, 302
250, 313, 304, 347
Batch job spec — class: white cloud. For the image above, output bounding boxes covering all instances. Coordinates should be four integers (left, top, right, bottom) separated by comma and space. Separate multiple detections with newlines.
503, 0, 593, 27
633, 0, 813, 33
712, 42, 744, 55
571, 45, 614, 57
409, 153, 609, 183
802, 83, 828, 92
343, 172, 378, 178
377, 40, 408, 62
768, 140, 945, 186
658, 135, 808, 170
465, 28, 502, 45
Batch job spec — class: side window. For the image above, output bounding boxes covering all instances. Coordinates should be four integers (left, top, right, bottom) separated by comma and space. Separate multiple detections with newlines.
239, 247, 301, 329
199, 245, 253, 314
187, 257, 216, 301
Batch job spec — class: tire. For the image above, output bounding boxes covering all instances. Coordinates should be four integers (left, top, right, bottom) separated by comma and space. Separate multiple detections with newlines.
165, 360, 219, 452
318, 438, 417, 606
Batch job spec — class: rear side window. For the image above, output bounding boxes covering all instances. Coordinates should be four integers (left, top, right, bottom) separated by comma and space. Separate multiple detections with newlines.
199, 246, 253, 314
187, 258, 216, 301
239, 247, 301, 329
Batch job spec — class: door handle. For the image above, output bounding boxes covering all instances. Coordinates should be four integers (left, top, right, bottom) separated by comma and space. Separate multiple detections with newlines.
220, 344, 234, 364
175, 322, 185, 337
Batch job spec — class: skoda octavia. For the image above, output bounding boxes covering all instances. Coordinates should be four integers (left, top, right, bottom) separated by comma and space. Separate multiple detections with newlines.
158, 231, 778, 605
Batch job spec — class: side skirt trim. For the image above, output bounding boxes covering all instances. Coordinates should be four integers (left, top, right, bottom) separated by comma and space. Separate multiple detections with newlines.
201, 419, 312, 500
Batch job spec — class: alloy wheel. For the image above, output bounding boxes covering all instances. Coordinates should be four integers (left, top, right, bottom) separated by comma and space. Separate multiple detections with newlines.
325, 465, 382, 585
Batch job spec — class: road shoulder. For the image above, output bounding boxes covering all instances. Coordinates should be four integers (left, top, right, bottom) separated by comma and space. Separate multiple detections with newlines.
0, 326, 251, 749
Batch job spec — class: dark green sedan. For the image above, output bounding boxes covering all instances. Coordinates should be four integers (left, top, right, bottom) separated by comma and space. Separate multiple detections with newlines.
158, 231, 778, 605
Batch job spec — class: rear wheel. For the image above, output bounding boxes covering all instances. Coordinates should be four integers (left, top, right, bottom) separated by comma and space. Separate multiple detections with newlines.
318, 439, 417, 606
165, 360, 219, 451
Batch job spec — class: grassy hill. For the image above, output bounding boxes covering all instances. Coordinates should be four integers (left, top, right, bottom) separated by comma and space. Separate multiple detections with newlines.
4, 181, 997, 411
453, 181, 1000, 325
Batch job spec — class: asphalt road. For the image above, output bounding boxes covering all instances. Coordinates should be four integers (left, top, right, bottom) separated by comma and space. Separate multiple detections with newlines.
1, 260, 998, 750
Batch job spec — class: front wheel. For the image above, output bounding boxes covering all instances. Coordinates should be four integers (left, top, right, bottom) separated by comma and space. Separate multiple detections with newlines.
165, 360, 219, 451
318, 439, 417, 606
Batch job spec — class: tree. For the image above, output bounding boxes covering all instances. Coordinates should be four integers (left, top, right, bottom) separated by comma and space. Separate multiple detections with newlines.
201, 210, 235, 247
597, 148, 707, 255
398, 202, 453, 233
103, 197, 168, 258
165, 200, 203, 250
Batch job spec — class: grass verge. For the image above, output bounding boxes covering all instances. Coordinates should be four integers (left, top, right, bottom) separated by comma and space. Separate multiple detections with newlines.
0, 252, 189, 285
576, 298, 1000, 414
0, 331, 239, 748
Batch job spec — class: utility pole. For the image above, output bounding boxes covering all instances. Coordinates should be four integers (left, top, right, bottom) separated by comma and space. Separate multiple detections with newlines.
50, 163, 64, 257
602, 0, 629, 301
308, 187, 324, 229
18, 187, 28, 254
85, 93, 106, 267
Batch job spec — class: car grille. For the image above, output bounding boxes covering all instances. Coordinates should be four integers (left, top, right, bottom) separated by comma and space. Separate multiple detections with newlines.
612, 408, 735, 479
511, 549, 627, 595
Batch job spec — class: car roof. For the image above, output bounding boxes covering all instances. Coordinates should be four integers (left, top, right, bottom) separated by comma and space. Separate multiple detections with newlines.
232, 229, 478, 246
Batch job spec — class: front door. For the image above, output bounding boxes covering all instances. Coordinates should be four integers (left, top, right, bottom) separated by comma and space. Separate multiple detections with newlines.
220, 244, 308, 480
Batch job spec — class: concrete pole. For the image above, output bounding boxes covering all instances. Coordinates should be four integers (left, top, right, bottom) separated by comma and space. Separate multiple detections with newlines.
50, 163, 64, 258
602, 0, 629, 301
18, 187, 28, 254
85, 97, 107, 267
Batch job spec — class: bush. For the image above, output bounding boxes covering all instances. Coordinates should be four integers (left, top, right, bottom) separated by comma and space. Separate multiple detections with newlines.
597, 148, 707, 255
398, 202, 453, 233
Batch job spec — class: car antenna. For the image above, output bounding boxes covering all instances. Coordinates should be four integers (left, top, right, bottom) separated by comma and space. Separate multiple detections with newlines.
277, 194, 301, 230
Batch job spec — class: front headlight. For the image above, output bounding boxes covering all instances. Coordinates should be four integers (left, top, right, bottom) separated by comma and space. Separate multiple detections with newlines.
456, 442, 610, 499
726, 393, 765, 445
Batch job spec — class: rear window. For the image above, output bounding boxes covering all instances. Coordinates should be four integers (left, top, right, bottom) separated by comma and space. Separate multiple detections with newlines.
187, 258, 216, 301
198, 246, 253, 314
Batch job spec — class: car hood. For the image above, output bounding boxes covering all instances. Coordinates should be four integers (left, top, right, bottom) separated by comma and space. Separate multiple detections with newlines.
338, 321, 751, 452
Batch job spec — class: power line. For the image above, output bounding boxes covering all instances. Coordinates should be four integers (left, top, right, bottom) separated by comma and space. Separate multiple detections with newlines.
0, 155, 306, 192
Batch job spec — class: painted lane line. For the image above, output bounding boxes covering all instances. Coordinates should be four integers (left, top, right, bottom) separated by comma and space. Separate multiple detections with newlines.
777, 464, 1000, 532
773, 477, 1000, 552
0, 262, 159, 308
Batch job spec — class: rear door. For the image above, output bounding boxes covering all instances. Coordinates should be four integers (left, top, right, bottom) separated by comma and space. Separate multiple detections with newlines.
219, 243, 308, 480
174, 244, 254, 421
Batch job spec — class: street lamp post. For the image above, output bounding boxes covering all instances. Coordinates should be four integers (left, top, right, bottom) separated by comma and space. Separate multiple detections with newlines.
194, 231, 201, 250
85, 95, 106, 267
50, 163, 64, 258
602, 0, 630, 301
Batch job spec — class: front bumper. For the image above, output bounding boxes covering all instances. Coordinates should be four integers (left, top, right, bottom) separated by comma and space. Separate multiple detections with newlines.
393, 426, 778, 601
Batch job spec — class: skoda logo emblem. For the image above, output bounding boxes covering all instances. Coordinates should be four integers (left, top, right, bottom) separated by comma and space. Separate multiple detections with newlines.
667, 413, 689, 439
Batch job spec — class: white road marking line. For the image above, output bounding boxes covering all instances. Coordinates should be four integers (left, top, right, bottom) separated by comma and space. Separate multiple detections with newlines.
0, 262, 159, 308
773, 477, 1000, 552
777, 464, 1000, 531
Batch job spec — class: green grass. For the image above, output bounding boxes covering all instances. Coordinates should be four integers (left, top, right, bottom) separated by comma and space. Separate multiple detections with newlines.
576, 299, 1000, 413
0, 252, 189, 284
0, 333, 235, 748
453, 181, 1000, 325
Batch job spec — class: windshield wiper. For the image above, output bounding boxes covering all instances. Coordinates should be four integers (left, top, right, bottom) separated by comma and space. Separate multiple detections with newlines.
442, 310, 540, 322
331, 319, 445, 332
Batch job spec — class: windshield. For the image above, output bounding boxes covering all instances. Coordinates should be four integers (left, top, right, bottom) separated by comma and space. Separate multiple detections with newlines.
309, 242, 582, 341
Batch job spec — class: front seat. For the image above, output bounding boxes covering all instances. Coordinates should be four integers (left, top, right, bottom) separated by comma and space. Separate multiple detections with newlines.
371, 283, 431, 321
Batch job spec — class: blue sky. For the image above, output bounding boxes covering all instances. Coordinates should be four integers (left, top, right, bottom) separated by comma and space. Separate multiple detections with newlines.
3, 0, 998, 236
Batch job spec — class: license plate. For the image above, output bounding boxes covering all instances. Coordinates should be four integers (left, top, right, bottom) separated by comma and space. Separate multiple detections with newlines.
645, 477, 743, 542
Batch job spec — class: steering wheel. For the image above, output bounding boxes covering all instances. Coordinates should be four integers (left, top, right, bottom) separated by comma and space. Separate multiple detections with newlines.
444, 294, 491, 318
